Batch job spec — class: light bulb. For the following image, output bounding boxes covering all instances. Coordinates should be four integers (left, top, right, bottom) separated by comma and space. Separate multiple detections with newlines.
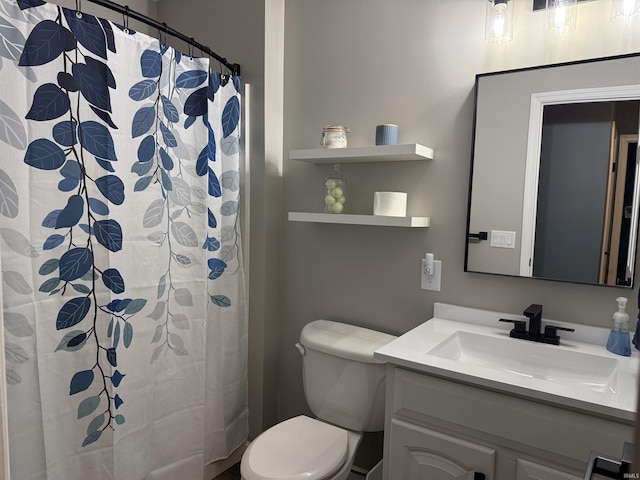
611, 0, 640, 22
545, 0, 577, 33
553, 5, 567, 27
623, 0, 636, 14
493, 11, 506, 38
485, 0, 513, 44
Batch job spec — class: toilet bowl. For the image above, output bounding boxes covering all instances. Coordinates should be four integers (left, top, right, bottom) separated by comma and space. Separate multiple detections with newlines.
240, 415, 362, 480
240, 320, 396, 480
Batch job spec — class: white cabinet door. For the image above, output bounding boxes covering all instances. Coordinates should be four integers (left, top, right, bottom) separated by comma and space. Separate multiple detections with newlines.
516, 458, 582, 480
388, 418, 496, 480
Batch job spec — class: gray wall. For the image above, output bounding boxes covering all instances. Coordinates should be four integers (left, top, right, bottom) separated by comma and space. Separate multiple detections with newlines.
155, 0, 640, 468
55, 0, 155, 33
281, 0, 640, 467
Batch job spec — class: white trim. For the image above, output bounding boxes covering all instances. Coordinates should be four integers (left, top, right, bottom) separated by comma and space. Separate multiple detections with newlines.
0, 269, 9, 479
519, 96, 545, 276
519, 84, 640, 277
625, 136, 640, 284
242, 83, 250, 302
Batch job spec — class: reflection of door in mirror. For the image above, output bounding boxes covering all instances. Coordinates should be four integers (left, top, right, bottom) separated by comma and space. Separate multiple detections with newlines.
601, 134, 639, 286
518, 85, 640, 286
531, 101, 639, 286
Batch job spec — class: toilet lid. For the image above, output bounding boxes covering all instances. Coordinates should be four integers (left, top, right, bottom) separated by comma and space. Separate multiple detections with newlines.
242, 416, 349, 480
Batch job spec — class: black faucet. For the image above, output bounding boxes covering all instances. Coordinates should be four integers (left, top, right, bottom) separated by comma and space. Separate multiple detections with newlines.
524, 304, 543, 336
499, 304, 574, 345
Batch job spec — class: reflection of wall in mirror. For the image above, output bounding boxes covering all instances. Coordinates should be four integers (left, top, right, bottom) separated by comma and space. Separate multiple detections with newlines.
467, 70, 532, 276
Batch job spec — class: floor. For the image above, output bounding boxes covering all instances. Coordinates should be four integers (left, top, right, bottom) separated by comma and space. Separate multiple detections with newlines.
215, 463, 241, 479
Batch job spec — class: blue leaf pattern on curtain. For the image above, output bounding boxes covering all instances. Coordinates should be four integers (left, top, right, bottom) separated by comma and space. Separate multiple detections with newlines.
0, 0, 247, 477
16, 1, 138, 446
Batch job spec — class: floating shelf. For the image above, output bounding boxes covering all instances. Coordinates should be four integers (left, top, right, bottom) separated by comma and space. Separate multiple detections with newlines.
288, 212, 430, 227
289, 143, 434, 164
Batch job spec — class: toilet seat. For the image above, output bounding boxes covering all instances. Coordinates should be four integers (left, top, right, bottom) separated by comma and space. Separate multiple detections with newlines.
241, 415, 349, 480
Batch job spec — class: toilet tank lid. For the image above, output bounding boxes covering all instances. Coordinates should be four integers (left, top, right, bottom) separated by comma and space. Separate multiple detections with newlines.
300, 320, 397, 364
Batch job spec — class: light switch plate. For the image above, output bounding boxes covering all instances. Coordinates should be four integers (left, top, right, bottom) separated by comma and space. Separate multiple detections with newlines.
490, 230, 516, 249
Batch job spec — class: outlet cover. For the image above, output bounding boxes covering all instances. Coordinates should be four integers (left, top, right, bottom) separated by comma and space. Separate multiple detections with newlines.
421, 259, 442, 291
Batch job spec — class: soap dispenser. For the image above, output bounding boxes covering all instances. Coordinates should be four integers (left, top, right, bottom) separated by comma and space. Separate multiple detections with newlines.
606, 296, 631, 357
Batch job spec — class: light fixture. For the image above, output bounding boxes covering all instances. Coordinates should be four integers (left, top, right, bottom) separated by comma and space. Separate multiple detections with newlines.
485, 0, 514, 44
611, 0, 640, 22
544, 0, 577, 33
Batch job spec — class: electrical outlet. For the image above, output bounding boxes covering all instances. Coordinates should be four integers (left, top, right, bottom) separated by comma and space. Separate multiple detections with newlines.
421, 259, 442, 291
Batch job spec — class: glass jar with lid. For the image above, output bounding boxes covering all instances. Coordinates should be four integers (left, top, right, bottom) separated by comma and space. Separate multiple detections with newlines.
324, 164, 346, 214
321, 125, 349, 148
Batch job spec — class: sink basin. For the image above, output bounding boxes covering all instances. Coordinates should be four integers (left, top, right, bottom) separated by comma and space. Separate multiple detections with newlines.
426, 331, 619, 394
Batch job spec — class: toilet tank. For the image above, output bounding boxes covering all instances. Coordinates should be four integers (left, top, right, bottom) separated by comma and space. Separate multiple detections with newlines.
298, 320, 397, 432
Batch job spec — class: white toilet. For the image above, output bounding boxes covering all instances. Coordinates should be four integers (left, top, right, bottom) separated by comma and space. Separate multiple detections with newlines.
240, 319, 397, 480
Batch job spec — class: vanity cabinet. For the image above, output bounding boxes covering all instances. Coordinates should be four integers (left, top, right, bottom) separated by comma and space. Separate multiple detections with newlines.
383, 366, 633, 480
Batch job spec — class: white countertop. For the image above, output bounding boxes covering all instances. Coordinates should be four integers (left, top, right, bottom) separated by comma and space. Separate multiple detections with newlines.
374, 303, 640, 422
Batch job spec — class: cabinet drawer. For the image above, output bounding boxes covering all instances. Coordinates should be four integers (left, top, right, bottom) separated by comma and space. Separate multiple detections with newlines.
391, 367, 632, 463
516, 458, 582, 480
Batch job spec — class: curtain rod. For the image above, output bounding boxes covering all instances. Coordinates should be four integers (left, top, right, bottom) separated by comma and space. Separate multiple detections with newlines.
83, 0, 241, 76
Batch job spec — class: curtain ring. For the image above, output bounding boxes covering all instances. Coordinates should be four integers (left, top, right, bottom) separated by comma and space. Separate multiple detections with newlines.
75, 0, 82, 18
161, 22, 167, 46
123, 6, 130, 34
188, 39, 194, 59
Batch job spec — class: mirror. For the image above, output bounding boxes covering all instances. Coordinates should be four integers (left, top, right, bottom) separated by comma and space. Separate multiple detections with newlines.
465, 53, 640, 287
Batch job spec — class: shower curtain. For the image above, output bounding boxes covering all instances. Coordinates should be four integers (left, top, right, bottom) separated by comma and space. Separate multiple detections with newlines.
0, 0, 247, 479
